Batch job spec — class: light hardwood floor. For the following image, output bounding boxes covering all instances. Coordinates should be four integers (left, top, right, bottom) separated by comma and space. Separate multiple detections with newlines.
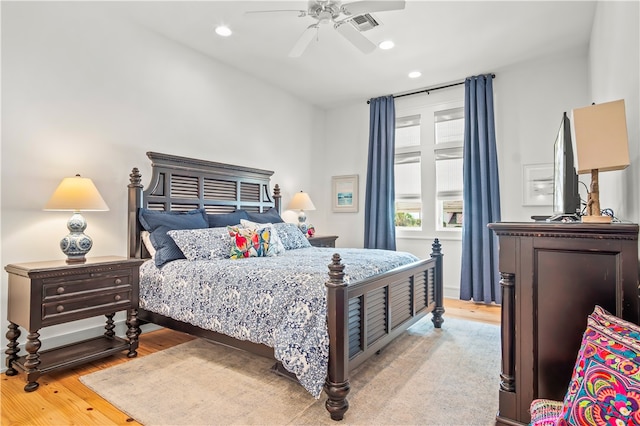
1, 298, 499, 426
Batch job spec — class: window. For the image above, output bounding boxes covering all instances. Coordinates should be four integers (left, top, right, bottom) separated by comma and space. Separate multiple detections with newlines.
393, 95, 465, 235
434, 107, 464, 230
394, 115, 422, 228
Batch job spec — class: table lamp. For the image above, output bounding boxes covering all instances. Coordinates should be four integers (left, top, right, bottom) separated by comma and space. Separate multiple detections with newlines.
44, 174, 109, 263
572, 99, 629, 223
287, 191, 316, 234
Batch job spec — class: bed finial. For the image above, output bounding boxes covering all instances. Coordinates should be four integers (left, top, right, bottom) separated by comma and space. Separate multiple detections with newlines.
129, 167, 142, 187
273, 184, 282, 214
430, 238, 442, 258
327, 253, 345, 286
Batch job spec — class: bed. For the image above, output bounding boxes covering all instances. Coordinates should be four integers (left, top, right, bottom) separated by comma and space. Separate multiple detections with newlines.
127, 151, 445, 421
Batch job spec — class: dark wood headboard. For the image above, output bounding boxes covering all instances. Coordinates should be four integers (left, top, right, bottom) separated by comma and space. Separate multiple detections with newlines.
127, 152, 281, 259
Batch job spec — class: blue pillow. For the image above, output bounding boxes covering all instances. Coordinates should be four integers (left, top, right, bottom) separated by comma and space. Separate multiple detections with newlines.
246, 208, 284, 224
207, 210, 249, 228
139, 208, 208, 267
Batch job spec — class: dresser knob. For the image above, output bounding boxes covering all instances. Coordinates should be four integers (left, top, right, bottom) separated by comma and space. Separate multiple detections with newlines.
114, 295, 121, 301
114, 278, 122, 285
56, 305, 64, 313
56, 286, 65, 294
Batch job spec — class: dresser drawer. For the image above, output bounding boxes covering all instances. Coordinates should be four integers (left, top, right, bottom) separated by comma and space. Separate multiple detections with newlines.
41, 288, 132, 325
42, 268, 132, 302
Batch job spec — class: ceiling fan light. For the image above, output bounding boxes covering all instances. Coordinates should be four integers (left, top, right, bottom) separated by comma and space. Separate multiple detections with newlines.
408, 71, 422, 78
215, 25, 232, 37
379, 40, 395, 50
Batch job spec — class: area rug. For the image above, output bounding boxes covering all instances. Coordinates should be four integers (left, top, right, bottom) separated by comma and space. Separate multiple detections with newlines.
80, 316, 500, 425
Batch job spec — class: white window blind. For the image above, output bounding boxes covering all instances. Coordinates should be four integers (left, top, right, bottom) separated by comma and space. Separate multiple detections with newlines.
394, 115, 422, 228
434, 107, 464, 229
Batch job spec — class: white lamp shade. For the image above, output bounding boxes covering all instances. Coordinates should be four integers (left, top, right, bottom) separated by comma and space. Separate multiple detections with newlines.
287, 191, 316, 211
572, 99, 630, 174
44, 175, 109, 211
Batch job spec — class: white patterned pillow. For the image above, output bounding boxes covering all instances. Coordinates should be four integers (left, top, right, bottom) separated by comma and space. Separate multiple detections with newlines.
240, 219, 285, 256
273, 222, 312, 250
167, 227, 231, 261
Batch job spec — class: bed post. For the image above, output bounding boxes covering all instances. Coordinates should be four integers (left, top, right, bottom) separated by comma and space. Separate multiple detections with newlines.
430, 238, 445, 328
324, 253, 350, 421
128, 167, 144, 259
273, 184, 281, 215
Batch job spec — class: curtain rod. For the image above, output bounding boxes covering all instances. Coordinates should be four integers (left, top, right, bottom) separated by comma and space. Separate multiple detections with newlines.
366, 73, 496, 104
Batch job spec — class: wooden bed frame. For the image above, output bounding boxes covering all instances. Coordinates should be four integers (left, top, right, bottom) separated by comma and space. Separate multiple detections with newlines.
127, 152, 445, 421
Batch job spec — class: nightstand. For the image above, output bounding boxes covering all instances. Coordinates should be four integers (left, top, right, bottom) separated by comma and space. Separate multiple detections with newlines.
4, 256, 144, 392
308, 235, 339, 248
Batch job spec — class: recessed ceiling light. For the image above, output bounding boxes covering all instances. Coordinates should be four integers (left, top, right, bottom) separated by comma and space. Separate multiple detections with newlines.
408, 71, 422, 79
379, 40, 395, 50
215, 25, 232, 37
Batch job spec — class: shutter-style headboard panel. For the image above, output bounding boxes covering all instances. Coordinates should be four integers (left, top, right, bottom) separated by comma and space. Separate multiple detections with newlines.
128, 152, 281, 259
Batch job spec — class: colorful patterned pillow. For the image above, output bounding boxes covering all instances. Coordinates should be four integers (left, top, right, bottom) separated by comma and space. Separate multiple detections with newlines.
167, 227, 231, 261
240, 219, 285, 256
557, 306, 640, 425
227, 226, 271, 259
272, 222, 312, 250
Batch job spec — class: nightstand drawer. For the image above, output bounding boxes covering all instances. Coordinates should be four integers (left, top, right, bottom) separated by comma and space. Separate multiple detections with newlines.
42, 288, 132, 325
42, 269, 132, 301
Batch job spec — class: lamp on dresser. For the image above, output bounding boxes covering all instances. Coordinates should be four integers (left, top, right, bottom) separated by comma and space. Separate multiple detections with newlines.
572, 99, 630, 223
287, 191, 316, 234
44, 174, 109, 263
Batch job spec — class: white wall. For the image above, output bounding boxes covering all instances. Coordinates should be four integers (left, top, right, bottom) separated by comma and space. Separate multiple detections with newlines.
1, 2, 324, 354
588, 1, 639, 225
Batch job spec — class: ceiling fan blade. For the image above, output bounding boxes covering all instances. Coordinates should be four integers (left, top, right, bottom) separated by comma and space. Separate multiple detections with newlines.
244, 9, 307, 17
289, 25, 319, 58
335, 22, 376, 54
341, 0, 406, 16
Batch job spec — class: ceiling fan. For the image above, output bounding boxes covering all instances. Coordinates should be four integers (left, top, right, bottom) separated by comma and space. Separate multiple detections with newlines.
246, 1, 406, 57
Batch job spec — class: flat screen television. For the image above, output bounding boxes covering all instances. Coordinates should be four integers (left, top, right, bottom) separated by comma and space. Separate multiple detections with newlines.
551, 112, 581, 220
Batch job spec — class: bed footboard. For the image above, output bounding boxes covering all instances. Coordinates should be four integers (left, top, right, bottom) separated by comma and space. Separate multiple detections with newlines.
324, 239, 444, 421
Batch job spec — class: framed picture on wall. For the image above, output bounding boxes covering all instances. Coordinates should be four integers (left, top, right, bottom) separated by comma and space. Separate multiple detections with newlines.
332, 175, 359, 213
522, 163, 554, 206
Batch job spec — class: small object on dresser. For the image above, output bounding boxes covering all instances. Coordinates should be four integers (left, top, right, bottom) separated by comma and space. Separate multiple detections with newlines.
4, 256, 143, 392
307, 225, 315, 238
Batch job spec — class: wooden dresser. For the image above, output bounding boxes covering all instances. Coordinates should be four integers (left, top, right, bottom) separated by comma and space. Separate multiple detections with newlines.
488, 222, 639, 425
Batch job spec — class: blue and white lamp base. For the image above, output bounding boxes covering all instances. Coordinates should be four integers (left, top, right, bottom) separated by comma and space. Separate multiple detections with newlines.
60, 212, 93, 263
297, 211, 309, 234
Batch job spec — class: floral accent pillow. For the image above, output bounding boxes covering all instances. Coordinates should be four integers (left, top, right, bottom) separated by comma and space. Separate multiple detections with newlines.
240, 219, 285, 256
227, 226, 271, 259
272, 222, 312, 250
167, 227, 231, 261
557, 306, 640, 425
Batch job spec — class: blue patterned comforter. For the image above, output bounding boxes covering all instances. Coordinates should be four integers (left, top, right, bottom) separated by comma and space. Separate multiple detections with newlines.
139, 247, 419, 398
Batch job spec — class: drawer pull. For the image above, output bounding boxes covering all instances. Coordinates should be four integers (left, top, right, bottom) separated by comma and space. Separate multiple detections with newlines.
114, 278, 122, 285
56, 286, 65, 294
114, 295, 121, 301
56, 305, 64, 313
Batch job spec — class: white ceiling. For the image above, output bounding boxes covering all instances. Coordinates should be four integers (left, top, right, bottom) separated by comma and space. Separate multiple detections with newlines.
110, 1, 597, 109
